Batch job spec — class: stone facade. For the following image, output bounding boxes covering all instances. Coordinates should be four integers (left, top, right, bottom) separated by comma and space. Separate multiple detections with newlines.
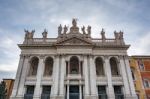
11, 19, 137, 99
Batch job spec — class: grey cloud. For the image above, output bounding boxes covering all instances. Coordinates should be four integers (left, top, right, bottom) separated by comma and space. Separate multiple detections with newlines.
0, 0, 150, 80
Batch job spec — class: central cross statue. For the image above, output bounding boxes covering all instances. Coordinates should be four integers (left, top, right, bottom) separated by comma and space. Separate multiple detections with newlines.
72, 18, 77, 27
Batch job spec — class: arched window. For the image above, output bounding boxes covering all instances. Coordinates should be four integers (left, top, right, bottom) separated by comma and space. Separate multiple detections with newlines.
95, 57, 104, 76
44, 57, 53, 76
29, 57, 39, 76
70, 56, 79, 74
110, 57, 119, 76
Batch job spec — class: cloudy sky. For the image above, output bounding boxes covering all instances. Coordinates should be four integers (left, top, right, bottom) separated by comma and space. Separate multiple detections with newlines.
0, 0, 150, 80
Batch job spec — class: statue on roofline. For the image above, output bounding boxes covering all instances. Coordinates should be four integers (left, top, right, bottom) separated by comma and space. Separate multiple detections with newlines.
58, 24, 62, 35
114, 30, 124, 40
63, 25, 68, 34
101, 28, 106, 39
82, 26, 86, 34
87, 25, 91, 34
114, 30, 119, 39
72, 18, 77, 27
42, 29, 48, 39
119, 31, 123, 39
24, 29, 35, 39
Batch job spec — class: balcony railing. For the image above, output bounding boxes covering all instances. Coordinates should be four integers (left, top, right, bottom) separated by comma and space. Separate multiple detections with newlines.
24, 94, 33, 99
41, 94, 50, 99
98, 94, 107, 99
115, 94, 124, 99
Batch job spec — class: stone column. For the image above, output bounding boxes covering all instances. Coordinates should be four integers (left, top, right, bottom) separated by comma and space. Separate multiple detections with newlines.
10, 55, 25, 99
67, 83, 69, 99
119, 56, 131, 98
104, 56, 115, 99
83, 55, 90, 99
79, 84, 82, 99
124, 56, 137, 99
59, 55, 66, 99
33, 55, 44, 99
51, 55, 60, 99
17, 55, 30, 98
80, 61, 83, 75
89, 56, 97, 99
68, 60, 70, 74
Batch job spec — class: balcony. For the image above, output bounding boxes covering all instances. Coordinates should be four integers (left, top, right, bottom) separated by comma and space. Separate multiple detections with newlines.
41, 94, 50, 99
24, 94, 33, 99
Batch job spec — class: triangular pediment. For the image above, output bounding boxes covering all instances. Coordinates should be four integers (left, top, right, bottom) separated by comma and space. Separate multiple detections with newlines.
55, 36, 93, 45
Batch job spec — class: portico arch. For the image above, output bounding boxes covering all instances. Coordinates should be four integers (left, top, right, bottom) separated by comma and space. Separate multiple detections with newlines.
29, 56, 39, 76
95, 57, 105, 76
70, 56, 79, 74
44, 57, 53, 76
110, 57, 119, 76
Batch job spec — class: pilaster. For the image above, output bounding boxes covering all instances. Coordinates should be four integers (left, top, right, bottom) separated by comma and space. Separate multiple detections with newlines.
89, 55, 98, 99
67, 82, 69, 99
51, 55, 60, 99
10, 55, 25, 98
17, 55, 30, 97
33, 55, 45, 99
104, 56, 115, 99
59, 55, 66, 99
119, 56, 131, 98
83, 55, 90, 98
79, 81, 82, 99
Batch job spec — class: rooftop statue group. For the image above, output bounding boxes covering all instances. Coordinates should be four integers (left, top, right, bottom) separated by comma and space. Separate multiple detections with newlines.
58, 18, 91, 35
24, 18, 124, 42
24, 29, 48, 40
114, 30, 124, 40
24, 29, 35, 39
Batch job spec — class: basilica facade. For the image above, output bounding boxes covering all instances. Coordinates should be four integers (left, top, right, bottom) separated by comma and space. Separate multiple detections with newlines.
11, 19, 137, 99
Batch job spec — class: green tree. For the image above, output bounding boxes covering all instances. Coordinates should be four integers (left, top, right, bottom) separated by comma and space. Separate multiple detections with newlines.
0, 81, 7, 99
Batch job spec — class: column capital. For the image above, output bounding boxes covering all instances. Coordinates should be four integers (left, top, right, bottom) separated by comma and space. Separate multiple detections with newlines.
124, 55, 129, 59
89, 55, 94, 58
20, 54, 25, 58
24, 54, 30, 58
55, 54, 61, 58
39, 54, 45, 59
60, 54, 67, 59
104, 55, 109, 59
118, 55, 124, 59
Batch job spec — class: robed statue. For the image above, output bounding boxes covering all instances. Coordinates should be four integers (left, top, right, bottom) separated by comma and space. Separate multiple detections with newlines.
72, 18, 77, 27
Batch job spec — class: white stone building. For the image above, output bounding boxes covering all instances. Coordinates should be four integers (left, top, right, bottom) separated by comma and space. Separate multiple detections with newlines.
11, 19, 137, 99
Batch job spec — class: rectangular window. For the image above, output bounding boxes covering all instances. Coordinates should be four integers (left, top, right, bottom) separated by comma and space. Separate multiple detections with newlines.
98, 86, 107, 99
143, 79, 150, 88
41, 86, 51, 99
138, 59, 144, 71
24, 86, 34, 99
114, 86, 124, 99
